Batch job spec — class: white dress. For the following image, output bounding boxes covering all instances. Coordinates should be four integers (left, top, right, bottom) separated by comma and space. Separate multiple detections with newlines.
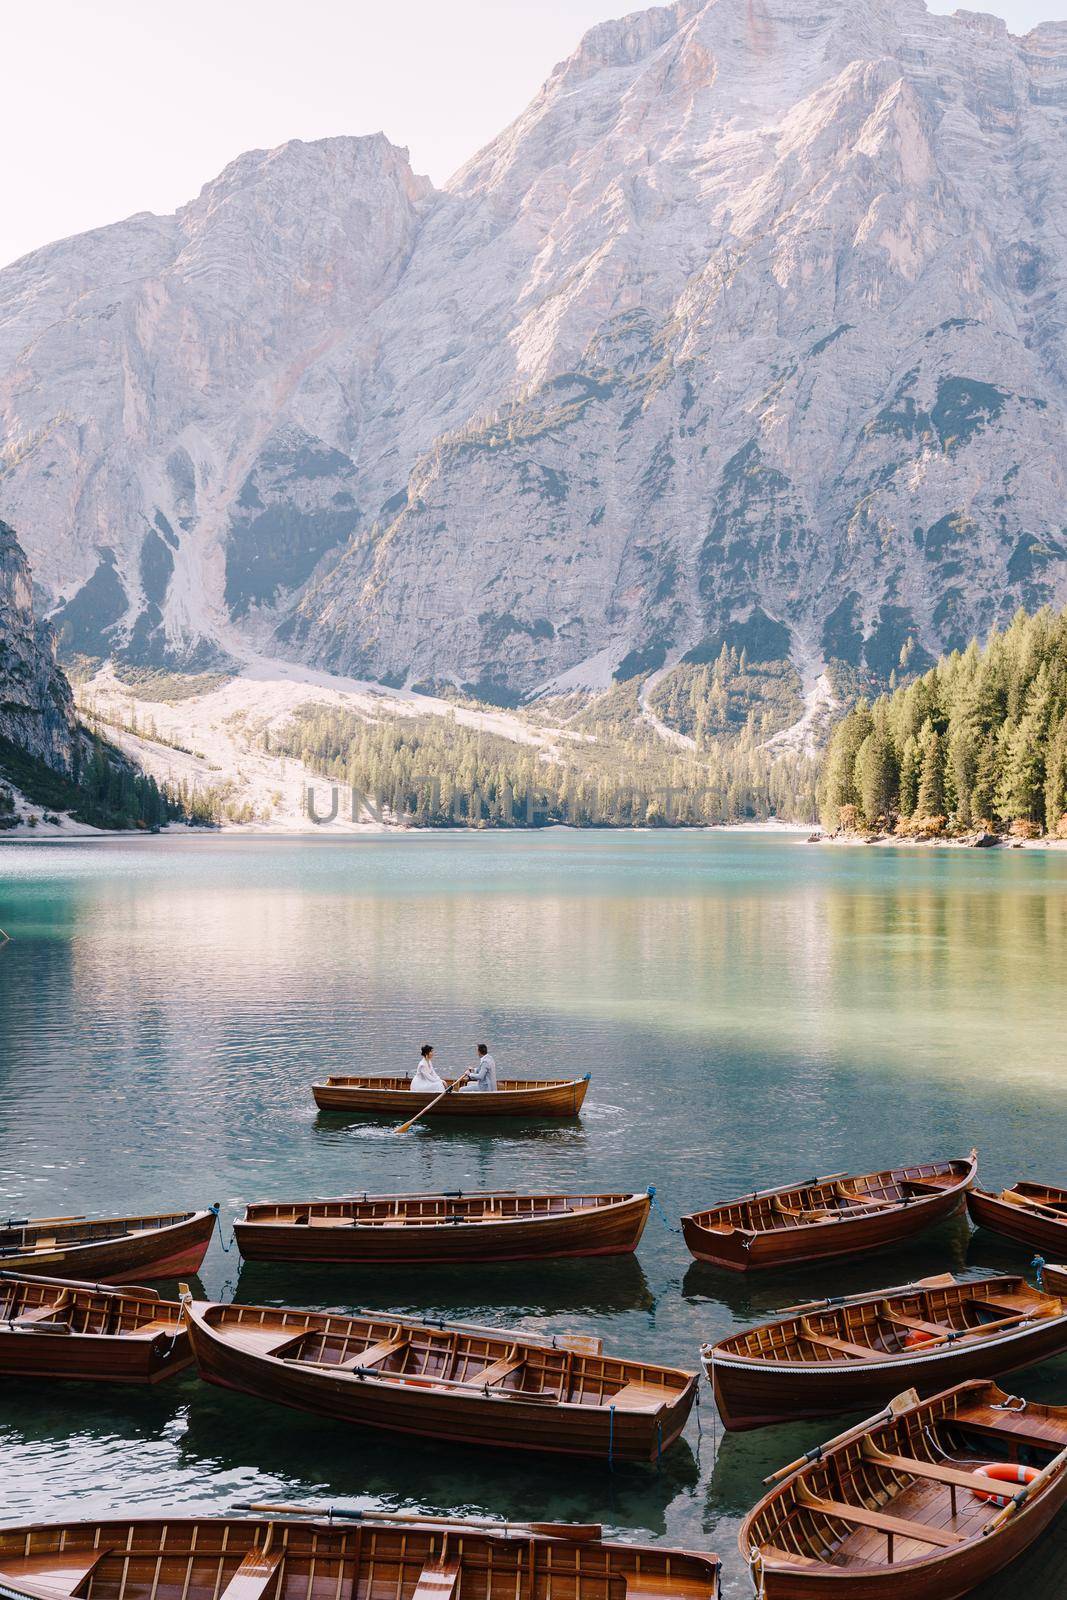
411, 1059, 445, 1092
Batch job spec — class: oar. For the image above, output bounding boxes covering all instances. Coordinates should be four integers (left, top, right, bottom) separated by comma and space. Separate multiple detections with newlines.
763, 1389, 919, 1483
982, 1439, 1067, 1534
232, 1504, 602, 1539
394, 1070, 473, 1134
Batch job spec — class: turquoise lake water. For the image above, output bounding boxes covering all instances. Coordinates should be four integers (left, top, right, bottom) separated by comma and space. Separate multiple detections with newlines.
1, 831, 1066, 1594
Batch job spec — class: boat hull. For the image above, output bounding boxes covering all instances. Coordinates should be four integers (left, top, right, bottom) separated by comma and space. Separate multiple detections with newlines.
0, 1515, 722, 1600
187, 1312, 695, 1461
0, 1326, 192, 1383
967, 1188, 1067, 1255
709, 1311, 1067, 1431
234, 1193, 651, 1264
0, 1211, 215, 1283
311, 1076, 590, 1118
741, 1381, 1067, 1599
682, 1159, 975, 1273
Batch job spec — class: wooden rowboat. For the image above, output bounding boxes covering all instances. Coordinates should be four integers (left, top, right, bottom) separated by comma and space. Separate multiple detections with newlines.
967, 1180, 1067, 1255
0, 1511, 722, 1600
233, 1190, 652, 1265
740, 1379, 1067, 1598
0, 1207, 215, 1281
311, 1074, 591, 1118
703, 1272, 1067, 1432
1039, 1262, 1067, 1295
681, 1154, 977, 1272
0, 1271, 192, 1383
184, 1297, 697, 1461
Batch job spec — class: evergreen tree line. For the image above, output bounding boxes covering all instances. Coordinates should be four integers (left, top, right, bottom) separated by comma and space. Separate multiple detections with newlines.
0, 730, 182, 831
648, 649, 804, 745
271, 706, 821, 829
819, 606, 1067, 838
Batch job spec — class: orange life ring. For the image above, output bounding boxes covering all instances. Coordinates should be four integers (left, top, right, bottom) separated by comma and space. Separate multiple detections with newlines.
903, 1329, 935, 1349
970, 1463, 1040, 1506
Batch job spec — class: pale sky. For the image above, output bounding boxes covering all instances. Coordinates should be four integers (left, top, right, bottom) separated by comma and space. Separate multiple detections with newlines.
3, 0, 1064, 268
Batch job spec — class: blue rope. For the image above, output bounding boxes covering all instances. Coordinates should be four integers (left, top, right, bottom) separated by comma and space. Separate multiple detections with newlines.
1032, 1255, 1046, 1289
210, 1203, 237, 1254
647, 1185, 682, 1236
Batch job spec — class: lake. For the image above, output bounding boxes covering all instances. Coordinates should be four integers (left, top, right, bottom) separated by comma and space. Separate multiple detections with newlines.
1, 831, 1066, 1595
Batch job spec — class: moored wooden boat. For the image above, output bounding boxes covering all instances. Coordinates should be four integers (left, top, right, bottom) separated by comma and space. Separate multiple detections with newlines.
312, 1074, 591, 1118
681, 1154, 977, 1272
0, 1510, 722, 1600
703, 1271, 1067, 1432
0, 1271, 192, 1383
185, 1297, 696, 1461
740, 1380, 1067, 1597
0, 1207, 215, 1281
967, 1180, 1067, 1255
1039, 1262, 1067, 1295
233, 1190, 652, 1265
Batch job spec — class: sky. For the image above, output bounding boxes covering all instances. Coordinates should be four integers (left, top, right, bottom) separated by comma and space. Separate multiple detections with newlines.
3, 0, 1064, 269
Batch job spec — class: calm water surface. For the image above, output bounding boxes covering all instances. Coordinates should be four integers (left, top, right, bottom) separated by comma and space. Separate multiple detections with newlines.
1, 832, 1066, 1595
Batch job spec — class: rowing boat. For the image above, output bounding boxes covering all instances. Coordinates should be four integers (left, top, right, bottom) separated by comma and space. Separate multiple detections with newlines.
233, 1191, 651, 1264
0, 1208, 215, 1281
1039, 1263, 1067, 1294
311, 1074, 591, 1118
0, 1511, 722, 1600
967, 1180, 1067, 1255
703, 1272, 1067, 1432
741, 1380, 1067, 1597
184, 1297, 696, 1461
0, 1271, 191, 1383
681, 1154, 977, 1272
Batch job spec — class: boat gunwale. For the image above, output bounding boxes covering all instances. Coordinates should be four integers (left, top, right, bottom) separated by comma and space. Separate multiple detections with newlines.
238, 1191, 651, 1232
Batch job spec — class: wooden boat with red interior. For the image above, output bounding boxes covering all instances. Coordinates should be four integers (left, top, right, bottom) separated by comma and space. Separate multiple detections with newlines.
311, 1073, 591, 1118
703, 1271, 1067, 1432
680, 1154, 977, 1272
184, 1296, 696, 1461
233, 1190, 652, 1265
966, 1180, 1067, 1255
740, 1379, 1067, 1598
0, 1207, 215, 1281
0, 1271, 191, 1383
0, 1509, 722, 1600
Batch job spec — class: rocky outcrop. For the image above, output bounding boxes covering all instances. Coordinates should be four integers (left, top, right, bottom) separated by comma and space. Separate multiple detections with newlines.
0, 519, 77, 771
2, 0, 1067, 694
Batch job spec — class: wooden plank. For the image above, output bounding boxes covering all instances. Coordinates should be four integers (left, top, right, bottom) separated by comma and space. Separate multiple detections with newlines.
338, 1337, 407, 1371
218, 1549, 284, 1600
797, 1491, 964, 1547
864, 1446, 989, 1492
410, 1559, 459, 1600
7, 1548, 114, 1596
801, 1329, 881, 1362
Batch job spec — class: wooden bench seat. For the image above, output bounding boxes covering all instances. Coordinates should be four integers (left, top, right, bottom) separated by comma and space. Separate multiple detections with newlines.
474, 1354, 524, 1387
883, 1311, 955, 1339
224, 1325, 303, 1356
410, 1559, 459, 1600
6, 1546, 113, 1596
611, 1380, 669, 1412
796, 1488, 964, 1548
863, 1444, 990, 1492
338, 1336, 408, 1371
218, 1548, 284, 1600
623, 1572, 720, 1600
802, 1329, 881, 1362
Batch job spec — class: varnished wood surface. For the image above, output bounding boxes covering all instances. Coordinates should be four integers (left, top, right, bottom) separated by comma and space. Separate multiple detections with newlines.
0, 1514, 721, 1600
311, 1076, 591, 1119
0, 1272, 191, 1383
740, 1379, 1067, 1598
704, 1273, 1067, 1431
234, 1191, 652, 1265
185, 1298, 696, 1461
0, 1209, 215, 1282
680, 1155, 977, 1272
967, 1182, 1067, 1256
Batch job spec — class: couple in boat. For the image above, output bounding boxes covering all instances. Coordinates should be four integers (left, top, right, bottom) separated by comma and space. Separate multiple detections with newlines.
411, 1043, 497, 1095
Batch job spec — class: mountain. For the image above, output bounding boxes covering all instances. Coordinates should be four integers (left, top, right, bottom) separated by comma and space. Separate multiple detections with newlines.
2, 0, 1067, 703
0, 518, 77, 772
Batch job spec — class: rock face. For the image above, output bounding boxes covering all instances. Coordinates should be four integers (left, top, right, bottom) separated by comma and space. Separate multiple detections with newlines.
0, 520, 77, 771
2, 0, 1067, 695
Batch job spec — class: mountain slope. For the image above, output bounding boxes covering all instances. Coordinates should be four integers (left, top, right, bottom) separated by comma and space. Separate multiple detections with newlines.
2, 0, 1067, 698
0, 518, 77, 772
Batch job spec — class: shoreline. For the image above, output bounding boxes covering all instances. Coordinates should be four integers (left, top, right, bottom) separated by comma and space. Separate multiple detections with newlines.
1, 818, 815, 844
812, 831, 1067, 853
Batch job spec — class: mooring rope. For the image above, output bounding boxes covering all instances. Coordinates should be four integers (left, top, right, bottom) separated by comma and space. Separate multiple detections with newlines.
210, 1203, 237, 1254
647, 1185, 682, 1236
